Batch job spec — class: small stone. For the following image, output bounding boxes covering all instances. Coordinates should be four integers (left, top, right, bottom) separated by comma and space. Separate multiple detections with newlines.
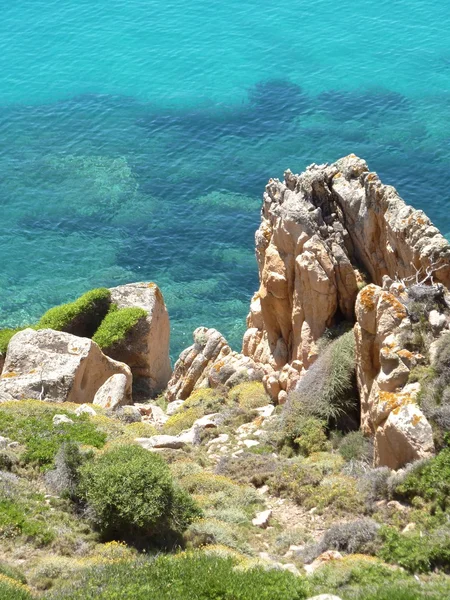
53, 414, 74, 426
252, 509, 272, 528
232, 450, 244, 457
136, 435, 186, 450
402, 522, 416, 533
255, 404, 275, 418
0, 436, 11, 449
166, 400, 185, 415
429, 310, 447, 332
278, 390, 288, 405
259, 552, 270, 560
304, 551, 343, 575
281, 563, 301, 577
207, 433, 229, 446
257, 485, 269, 495
243, 439, 260, 448
75, 404, 97, 417
8, 441, 19, 449
308, 594, 341, 600
387, 500, 407, 512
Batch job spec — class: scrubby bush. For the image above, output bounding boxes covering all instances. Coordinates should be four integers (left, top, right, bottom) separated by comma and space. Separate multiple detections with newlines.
92, 306, 147, 350
358, 466, 391, 510
0, 563, 26, 585
0, 401, 106, 469
45, 442, 92, 499
215, 453, 278, 487
320, 518, 380, 554
228, 382, 270, 410
78, 444, 201, 542
184, 518, 251, 553
163, 388, 229, 435
48, 552, 308, 600
338, 430, 372, 463
378, 525, 450, 573
280, 331, 358, 452
393, 449, 450, 510
37, 288, 111, 338
0, 576, 33, 600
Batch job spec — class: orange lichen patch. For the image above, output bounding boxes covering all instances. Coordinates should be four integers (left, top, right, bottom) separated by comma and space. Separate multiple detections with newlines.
212, 360, 225, 373
366, 172, 377, 182
411, 414, 422, 426
0, 371, 19, 378
397, 349, 414, 360
333, 172, 342, 179
359, 285, 377, 311
384, 293, 407, 320
379, 390, 413, 414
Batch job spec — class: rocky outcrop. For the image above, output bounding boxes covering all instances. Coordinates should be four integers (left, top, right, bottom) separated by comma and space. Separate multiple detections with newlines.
106, 282, 172, 399
93, 373, 130, 410
242, 155, 450, 404
166, 327, 265, 402
0, 328, 132, 404
355, 283, 435, 468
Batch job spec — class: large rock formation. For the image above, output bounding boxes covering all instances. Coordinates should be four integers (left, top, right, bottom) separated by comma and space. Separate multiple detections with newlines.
106, 282, 172, 399
166, 327, 265, 402
168, 155, 450, 468
0, 328, 132, 404
243, 155, 450, 381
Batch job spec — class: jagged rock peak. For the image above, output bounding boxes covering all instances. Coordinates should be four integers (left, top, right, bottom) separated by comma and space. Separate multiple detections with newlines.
244, 154, 450, 373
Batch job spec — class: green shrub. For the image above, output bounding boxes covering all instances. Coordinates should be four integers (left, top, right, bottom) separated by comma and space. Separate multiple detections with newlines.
184, 518, 251, 553
294, 417, 330, 456
378, 525, 450, 573
394, 449, 450, 510
0, 497, 54, 546
49, 552, 308, 600
0, 563, 26, 585
78, 444, 201, 541
45, 442, 92, 499
228, 382, 270, 410
0, 401, 106, 469
37, 288, 111, 337
92, 306, 147, 350
0, 576, 34, 600
339, 430, 372, 462
282, 331, 357, 450
215, 453, 278, 487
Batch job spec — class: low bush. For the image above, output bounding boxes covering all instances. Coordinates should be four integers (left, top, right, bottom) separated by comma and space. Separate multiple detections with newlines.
393, 449, 450, 510
92, 306, 147, 350
184, 518, 251, 553
0, 576, 34, 600
280, 331, 358, 452
0, 401, 106, 469
0, 563, 26, 584
37, 288, 111, 338
228, 382, 270, 410
378, 525, 450, 573
215, 453, 278, 487
78, 444, 201, 542
48, 552, 308, 600
45, 442, 92, 499
320, 518, 380, 555
0, 496, 54, 546
306, 555, 409, 598
338, 430, 372, 463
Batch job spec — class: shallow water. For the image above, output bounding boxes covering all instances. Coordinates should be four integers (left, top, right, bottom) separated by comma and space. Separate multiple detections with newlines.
1, 0, 449, 359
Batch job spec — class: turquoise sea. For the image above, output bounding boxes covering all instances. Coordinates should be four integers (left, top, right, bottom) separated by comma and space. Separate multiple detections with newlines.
1, 0, 450, 359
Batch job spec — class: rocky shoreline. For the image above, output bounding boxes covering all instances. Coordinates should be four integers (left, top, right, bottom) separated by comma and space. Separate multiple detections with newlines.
2, 155, 450, 598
